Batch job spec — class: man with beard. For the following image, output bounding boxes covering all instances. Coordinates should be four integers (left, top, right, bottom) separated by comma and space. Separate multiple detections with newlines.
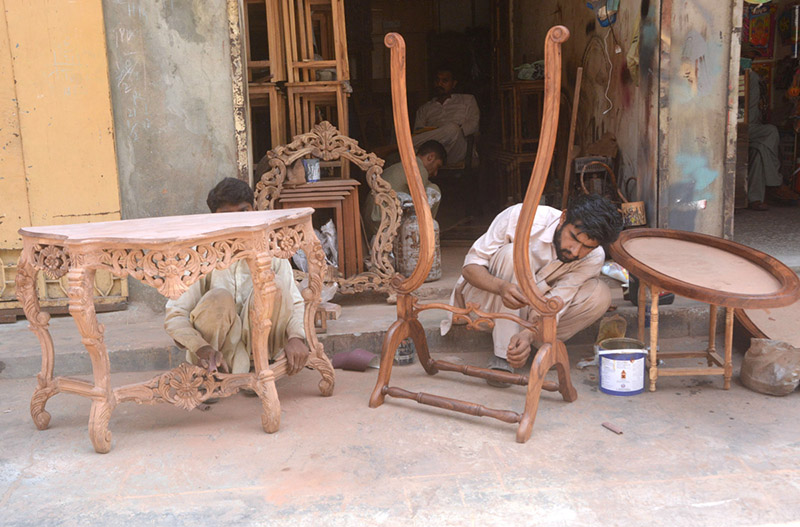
411, 67, 479, 165
440, 194, 623, 386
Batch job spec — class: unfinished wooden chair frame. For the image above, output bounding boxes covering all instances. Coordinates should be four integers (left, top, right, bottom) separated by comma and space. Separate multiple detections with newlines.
243, 0, 286, 83
254, 121, 401, 294
370, 28, 576, 443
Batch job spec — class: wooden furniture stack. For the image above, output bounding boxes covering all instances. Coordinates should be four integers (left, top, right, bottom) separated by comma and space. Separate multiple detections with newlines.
283, 0, 350, 140
255, 121, 402, 293
244, 0, 288, 151
370, 27, 576, 443
494, 80, 546, 203
275, 178, 363, 277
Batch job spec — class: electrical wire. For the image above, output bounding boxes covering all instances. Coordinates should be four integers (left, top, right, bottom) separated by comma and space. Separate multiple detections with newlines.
602, 28, 614, 115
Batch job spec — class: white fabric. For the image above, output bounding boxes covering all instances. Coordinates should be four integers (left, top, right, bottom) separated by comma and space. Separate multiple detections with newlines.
412, 94, 480, 164
165, 258, 305, 373
440, 204, 607, 346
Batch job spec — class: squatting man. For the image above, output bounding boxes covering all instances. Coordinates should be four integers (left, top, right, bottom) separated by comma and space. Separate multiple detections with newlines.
164, 178, 309, 380
441, 193, 623, 387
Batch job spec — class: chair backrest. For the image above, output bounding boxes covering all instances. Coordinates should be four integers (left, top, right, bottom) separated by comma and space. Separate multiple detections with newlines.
386, 26, 569, 315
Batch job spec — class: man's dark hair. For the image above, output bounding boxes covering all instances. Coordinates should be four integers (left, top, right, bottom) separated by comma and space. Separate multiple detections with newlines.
206, 177, 254, 213
436, 65, 457, 80
416, 140, 447, 165
564, 193, 623, 245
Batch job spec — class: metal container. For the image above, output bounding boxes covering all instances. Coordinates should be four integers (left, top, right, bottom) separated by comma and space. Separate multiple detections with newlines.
394, 207, 441, 282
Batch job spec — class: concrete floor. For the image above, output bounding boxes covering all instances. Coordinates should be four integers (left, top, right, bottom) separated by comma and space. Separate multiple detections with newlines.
2, 343, 799, 526
734, 206, 800, 270
2, 223, 799, 526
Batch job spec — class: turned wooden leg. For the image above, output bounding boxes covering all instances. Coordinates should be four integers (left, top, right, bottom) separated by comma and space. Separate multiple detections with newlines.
723, 308, 734, 390
246, 249, 281, 434
369, 318, 409, 408
707, 304, 718, 367
15, 248, 59, 430
67, 266, 115, 453
299, 223, 334, 396
637, 280, 646, 342
648, 284, 660, 392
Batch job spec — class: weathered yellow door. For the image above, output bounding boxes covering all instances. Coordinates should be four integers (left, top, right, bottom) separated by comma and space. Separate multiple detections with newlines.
0, 0, 126, 321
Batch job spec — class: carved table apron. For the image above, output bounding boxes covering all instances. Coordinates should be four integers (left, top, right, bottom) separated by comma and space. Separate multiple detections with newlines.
609, 228, 800, 392
16, 209, 335, 453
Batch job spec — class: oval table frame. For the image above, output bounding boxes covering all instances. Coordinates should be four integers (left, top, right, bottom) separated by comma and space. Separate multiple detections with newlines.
609, 228, 800, 391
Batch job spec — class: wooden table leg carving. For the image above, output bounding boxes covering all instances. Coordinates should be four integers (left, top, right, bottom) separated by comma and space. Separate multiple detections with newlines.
67, 264, 116, 453
298, 222, 335, 396
246, 248, 281, 434
16, 244, 58, 431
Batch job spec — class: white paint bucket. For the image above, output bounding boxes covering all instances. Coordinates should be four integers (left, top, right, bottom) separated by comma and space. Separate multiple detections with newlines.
598, 337, 647, 396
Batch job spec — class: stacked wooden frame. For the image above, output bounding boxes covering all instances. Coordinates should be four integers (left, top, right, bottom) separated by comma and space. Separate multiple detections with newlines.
283, 0, 350, 139
244, 0, 288, 149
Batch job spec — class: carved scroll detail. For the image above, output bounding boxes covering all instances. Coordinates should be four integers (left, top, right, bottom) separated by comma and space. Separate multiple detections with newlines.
266, 225, 307, 259
254, 121, 400, 295
123, 363, 240, 411
97, 238, 250, 300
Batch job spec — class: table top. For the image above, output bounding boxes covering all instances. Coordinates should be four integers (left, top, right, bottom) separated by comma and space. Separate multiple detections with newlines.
18, 209, 313, 246
737, 301, 800, 347
609, 228, 800, 309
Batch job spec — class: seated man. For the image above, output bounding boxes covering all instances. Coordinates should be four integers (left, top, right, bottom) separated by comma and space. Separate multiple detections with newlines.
363, 140, 446, 239
747, 70, 800, 210
164, 177, 309, 376
440, 194, 623, 386
412, 67, 479, 166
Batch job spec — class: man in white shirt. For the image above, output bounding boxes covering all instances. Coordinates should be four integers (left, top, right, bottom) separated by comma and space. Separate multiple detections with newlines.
441, 194, 623, 386
412, 67, 479, 165
164, 178, 309, 377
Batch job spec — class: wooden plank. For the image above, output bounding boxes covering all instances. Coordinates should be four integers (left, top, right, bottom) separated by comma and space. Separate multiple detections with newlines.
561, 67, 583, 210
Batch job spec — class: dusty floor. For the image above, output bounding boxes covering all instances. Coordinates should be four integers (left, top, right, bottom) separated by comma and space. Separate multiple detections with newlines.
1, 342, 799, 526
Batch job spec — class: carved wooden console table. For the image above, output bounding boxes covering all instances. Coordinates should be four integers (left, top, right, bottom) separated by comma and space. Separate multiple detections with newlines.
609, 229, 800, 391
15, 209, 334, 453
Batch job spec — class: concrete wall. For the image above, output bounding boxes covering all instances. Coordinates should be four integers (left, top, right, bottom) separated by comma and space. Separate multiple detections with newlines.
516, 0, 739, 236
516, 0, 660, 223
102, 0, 241, 308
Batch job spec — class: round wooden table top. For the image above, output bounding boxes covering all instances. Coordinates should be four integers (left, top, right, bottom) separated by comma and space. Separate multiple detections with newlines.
736, 301, 800, 347
609, 229, 800, 309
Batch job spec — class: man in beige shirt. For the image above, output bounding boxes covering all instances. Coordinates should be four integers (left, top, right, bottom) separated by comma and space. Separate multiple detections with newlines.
164, 178, 309, 376
412, 67, 479, 165
363, 140, 446, 239
441, 194, 622, 386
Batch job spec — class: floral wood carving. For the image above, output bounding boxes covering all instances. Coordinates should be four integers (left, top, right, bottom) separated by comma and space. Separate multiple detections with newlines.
255, 121, 401, 295
97, 238, 251, 300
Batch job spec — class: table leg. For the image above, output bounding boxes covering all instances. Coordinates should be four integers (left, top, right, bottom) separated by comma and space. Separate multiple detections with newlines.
15, 248, 58, 431
67, 267, 114, 454
246, 250, 281, 434
707, 305, 718, 366
724, 308, 734, 390
299, 223, 335, 396
637, 281, 646, 342
648, 284, 660, 392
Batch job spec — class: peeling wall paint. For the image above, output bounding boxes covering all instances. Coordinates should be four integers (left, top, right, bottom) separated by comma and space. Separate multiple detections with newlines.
516, 0, 659, 223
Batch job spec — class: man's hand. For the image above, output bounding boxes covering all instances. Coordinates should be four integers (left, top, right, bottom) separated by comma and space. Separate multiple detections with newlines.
506, 330, 535, 369
196, 344, 230, 374
498, 282, 528, 310
284, 337, 310, 376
